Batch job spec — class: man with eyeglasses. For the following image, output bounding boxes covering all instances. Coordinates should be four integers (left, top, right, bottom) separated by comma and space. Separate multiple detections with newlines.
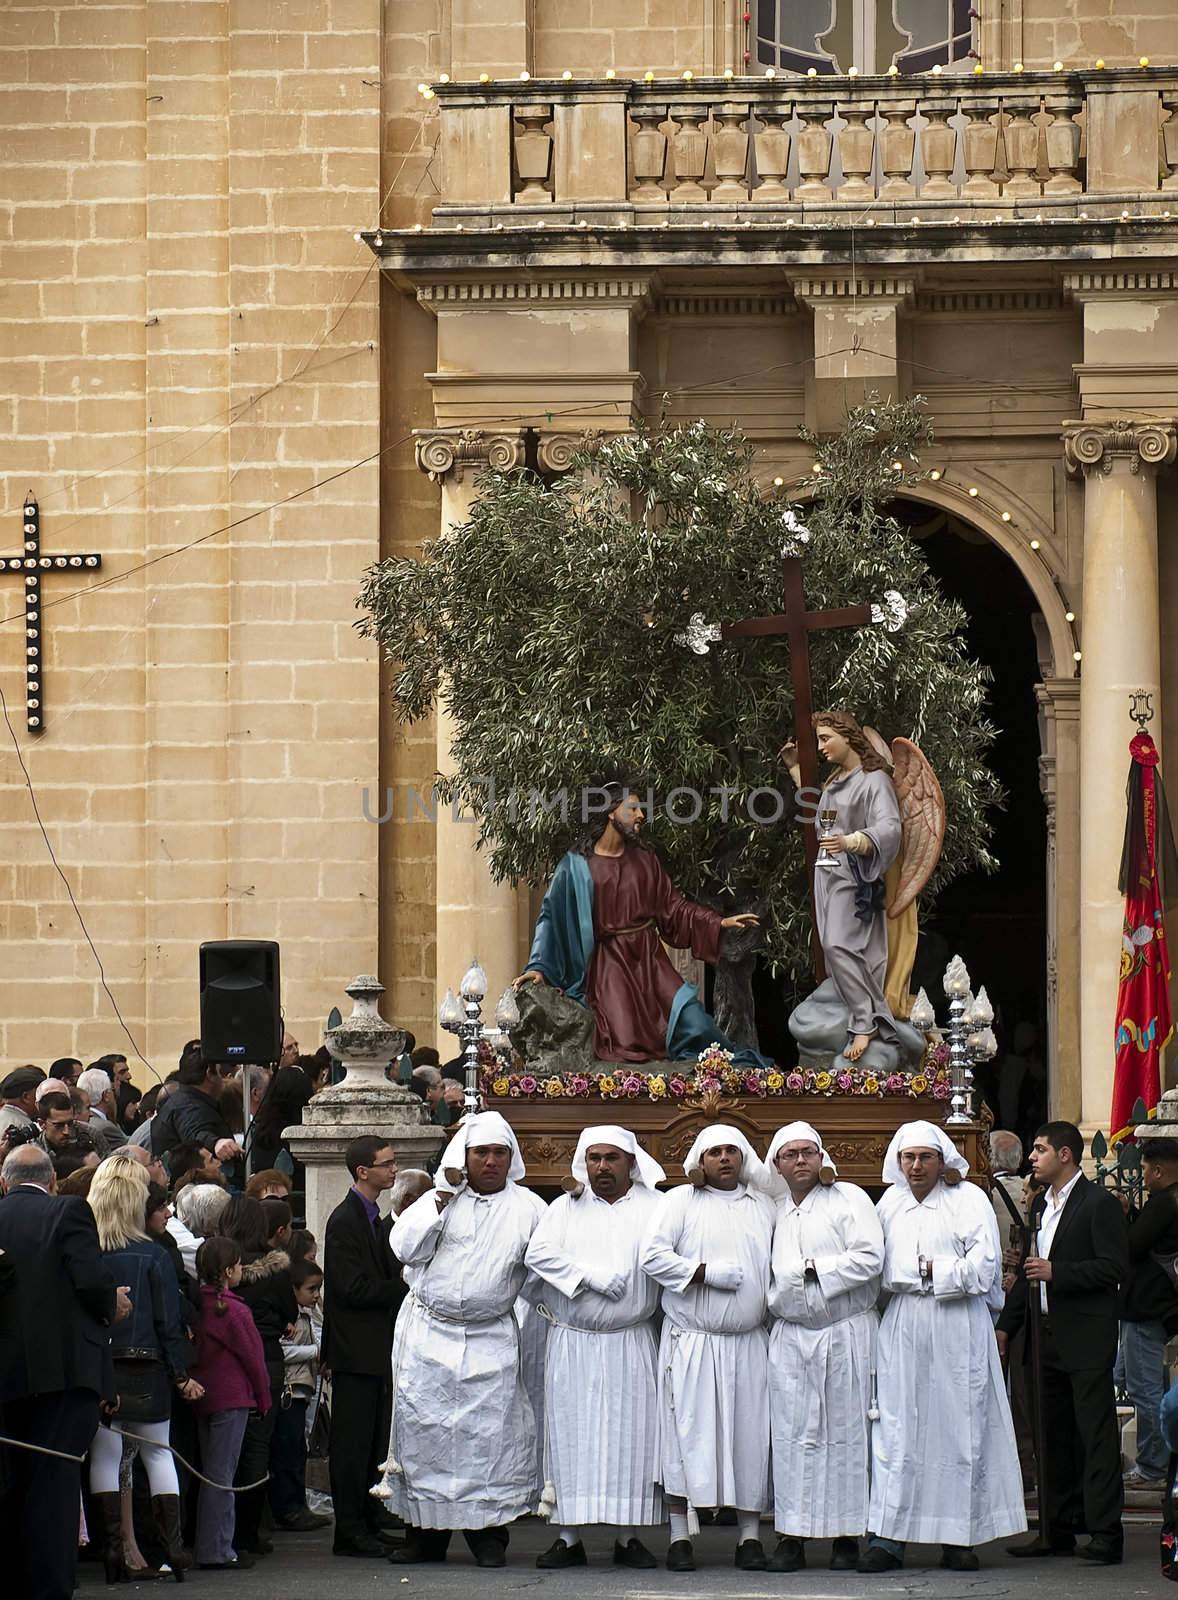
322, 1136, 406, 1558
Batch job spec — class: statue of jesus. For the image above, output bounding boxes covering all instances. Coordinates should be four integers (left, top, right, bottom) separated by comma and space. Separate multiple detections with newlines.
781, 711, 903, 1063
517, 779, 768, 1068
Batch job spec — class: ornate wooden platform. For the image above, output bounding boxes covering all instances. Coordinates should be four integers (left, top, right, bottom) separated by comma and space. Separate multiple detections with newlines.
492, 1091, 990, 1194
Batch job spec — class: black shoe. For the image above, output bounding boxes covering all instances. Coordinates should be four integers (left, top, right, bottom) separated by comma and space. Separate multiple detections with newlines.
666, 1539, 696, 1572
858, 1545, 903, 1573
240, 1536, 273, 1556
536, 1538, 587, 1569
1007, 1535, 1075, 1557
370, 1508, 405, 1533
830, 1538, 859, 1571
333, 1535, 388, 1557
614, 1537, 657, 1569
941, 1546, 979, 1571
275, 1508, 332, 1532
466, 1529, 508, 1569
199, 1554, 255, 1570
735, 1539, 767, 1571
387, 1531, 450, 1564
768, 1537, 806, 1573
1077, 1539, 1123, 1565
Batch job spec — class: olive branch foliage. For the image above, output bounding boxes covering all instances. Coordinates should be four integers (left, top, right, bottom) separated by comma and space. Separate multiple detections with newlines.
356, 399, 1002, 987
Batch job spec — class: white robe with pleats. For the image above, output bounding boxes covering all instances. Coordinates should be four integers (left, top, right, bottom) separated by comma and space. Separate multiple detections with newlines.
525, 1184, 664, 1526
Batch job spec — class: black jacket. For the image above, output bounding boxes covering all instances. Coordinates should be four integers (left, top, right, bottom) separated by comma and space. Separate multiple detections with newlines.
236, 1246, 297, 1365
322, 1188, 405, 1377
150, 1086, 241, 1183
250, 1065, 313, 1153
0, 1184, 117, 1402
1125, 1181, 1178, 1332
999, 1171, 1129, 1372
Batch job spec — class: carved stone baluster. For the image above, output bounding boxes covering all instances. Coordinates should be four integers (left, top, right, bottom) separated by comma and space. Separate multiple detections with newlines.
1161, 96, 1178, 191
752, 103, 792, 202
919, 103, 957, 197
837, 103, 876, 202
795, 102, 833, 201
628, 104, 668, 203
669, 103, 709, 202
711, 102, 751, 203
1044, 93, 1083, 194
1001, 98, 1043, 199
960, 95, 1000, 198
878, 99, 915, 199
513, 104, 553, 203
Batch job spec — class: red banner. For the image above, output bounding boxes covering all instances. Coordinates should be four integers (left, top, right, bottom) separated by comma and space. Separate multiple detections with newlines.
1112, 732, 1174, 1139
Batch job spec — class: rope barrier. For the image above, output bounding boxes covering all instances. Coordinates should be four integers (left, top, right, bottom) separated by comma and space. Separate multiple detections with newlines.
0, 1428, 270, 1492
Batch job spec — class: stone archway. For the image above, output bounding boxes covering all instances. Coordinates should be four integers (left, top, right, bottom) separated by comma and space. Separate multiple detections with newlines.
892, 487, 1081, 1128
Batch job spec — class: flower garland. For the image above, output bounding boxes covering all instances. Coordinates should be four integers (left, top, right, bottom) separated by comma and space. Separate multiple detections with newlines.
483, 1041, 951, 1103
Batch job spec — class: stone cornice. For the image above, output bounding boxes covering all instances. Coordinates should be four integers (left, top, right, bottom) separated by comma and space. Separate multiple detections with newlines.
1063, 270, 1178, 301
653, 290, 796, 319
415, 276, 655, 313
1061, 419, 1178, 476
790, 272, 918, 306
414, 428, 526, 483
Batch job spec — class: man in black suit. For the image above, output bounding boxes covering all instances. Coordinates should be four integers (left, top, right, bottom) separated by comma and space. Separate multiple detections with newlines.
322, 1135, 406, 1557
999, 1120, 1129, 1565
0, 1143, 129, 1600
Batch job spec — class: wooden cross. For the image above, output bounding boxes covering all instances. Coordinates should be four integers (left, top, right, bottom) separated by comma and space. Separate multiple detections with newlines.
3, 497, 102, 733
723, 554, 873, 977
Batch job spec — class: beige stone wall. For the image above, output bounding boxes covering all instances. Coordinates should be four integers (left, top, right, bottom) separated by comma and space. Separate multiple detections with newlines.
0, 0, 383, 1071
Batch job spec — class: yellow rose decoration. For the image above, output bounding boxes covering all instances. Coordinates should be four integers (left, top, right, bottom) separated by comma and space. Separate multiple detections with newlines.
648, 1075, 667, 1098
598, 1075, 617, 1095
544, 1077, 564, 1097
863, 1075, 879, 1095
814, 1071, 833, 1092
765, 1071, 784, 1092
911, 1075, 928, 1095
491, 1076, 510, 1097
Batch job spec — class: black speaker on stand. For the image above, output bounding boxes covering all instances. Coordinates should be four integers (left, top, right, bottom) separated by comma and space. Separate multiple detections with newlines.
199, 940, 282, 1065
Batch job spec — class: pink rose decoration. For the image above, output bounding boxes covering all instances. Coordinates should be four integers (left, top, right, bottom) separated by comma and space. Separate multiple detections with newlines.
518, 1074, 538, 1096
786, 1071, 805, 1092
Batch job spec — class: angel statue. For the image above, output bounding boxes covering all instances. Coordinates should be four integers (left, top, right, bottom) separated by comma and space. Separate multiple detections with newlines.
781, 710, 945, 1066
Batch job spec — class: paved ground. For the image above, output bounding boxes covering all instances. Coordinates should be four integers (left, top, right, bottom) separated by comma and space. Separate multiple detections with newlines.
75, 1516, 1163, 1599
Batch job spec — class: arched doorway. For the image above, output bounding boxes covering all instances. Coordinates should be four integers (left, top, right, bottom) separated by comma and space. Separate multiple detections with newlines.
894, 497, 1049, 1148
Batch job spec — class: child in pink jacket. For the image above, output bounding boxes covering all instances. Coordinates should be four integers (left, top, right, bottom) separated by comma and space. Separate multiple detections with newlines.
189, 1237, 272, 1570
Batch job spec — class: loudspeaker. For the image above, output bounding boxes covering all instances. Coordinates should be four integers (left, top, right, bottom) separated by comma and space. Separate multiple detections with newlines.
199, 940, 282, 1065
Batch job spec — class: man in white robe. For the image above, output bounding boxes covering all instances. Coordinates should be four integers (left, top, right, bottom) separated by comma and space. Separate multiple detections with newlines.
764, 1120, 883, 1573
862, 1120, 1027, 1573
525, 1125, 666, 1571
640, 1123, 775, 1573
381, 1111, 547, 1568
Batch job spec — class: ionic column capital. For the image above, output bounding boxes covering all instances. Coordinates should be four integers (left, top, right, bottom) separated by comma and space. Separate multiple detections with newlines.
1061, 418, 1178, 478
413, 427, 526, 484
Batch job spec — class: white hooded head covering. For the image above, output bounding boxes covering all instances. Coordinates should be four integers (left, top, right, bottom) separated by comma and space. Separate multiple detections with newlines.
760, 1120, 837, 1197
882, 1119, 969, 1189
571, 1124, 665, 1190
682, 1123, 764, 1187
436, 1110, 525, 1193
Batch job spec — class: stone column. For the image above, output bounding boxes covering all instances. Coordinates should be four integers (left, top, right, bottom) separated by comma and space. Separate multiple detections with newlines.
1063, 420, 1177, 1135
1036, 678, 1080, 1121
284, 976, 444, 1243
414, 429, 528, 1042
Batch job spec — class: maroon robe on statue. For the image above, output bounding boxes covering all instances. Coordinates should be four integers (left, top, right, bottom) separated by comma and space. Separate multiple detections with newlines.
586, 847, 724, 1063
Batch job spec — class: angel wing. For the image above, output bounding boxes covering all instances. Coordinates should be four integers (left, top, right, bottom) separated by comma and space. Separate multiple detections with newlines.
888, 736, 946, 920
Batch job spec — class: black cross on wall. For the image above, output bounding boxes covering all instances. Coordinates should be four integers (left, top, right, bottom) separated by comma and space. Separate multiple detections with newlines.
4, 497, 102, 734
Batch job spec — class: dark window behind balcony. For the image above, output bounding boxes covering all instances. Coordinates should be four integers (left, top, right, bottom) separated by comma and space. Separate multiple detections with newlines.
756, 0, 973, 76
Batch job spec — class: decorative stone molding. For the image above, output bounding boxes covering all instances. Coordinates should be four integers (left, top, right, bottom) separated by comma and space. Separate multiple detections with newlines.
536, 433, 585, 475
917, 288, 1063, 314
416, 277, 654, 310
654, 291, 796, 319
1063, 270, 1178, 301
1062, 419, 1178, 477
414, 428, 526, 483
790, 273, 918, 306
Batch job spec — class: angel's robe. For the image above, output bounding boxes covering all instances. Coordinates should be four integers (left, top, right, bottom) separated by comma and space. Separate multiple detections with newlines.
526, 846, 769, 1067
815, 765, 903, 1039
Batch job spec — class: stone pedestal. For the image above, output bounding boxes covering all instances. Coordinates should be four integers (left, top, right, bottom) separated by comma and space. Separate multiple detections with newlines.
284, 975, 445, 1243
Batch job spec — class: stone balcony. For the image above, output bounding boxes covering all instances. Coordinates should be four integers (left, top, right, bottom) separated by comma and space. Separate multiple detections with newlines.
388, 67, 1178, 239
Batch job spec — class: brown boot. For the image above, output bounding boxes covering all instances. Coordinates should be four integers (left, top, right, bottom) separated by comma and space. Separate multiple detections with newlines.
94, 1490, 128, 1585
150, 1495, 192, 1582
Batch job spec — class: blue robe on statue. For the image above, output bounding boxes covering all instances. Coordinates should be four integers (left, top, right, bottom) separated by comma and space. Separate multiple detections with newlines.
526, 848, 770, 1069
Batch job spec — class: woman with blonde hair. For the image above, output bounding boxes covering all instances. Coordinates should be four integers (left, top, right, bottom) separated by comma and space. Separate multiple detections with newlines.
87, 1153, 203, 1582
